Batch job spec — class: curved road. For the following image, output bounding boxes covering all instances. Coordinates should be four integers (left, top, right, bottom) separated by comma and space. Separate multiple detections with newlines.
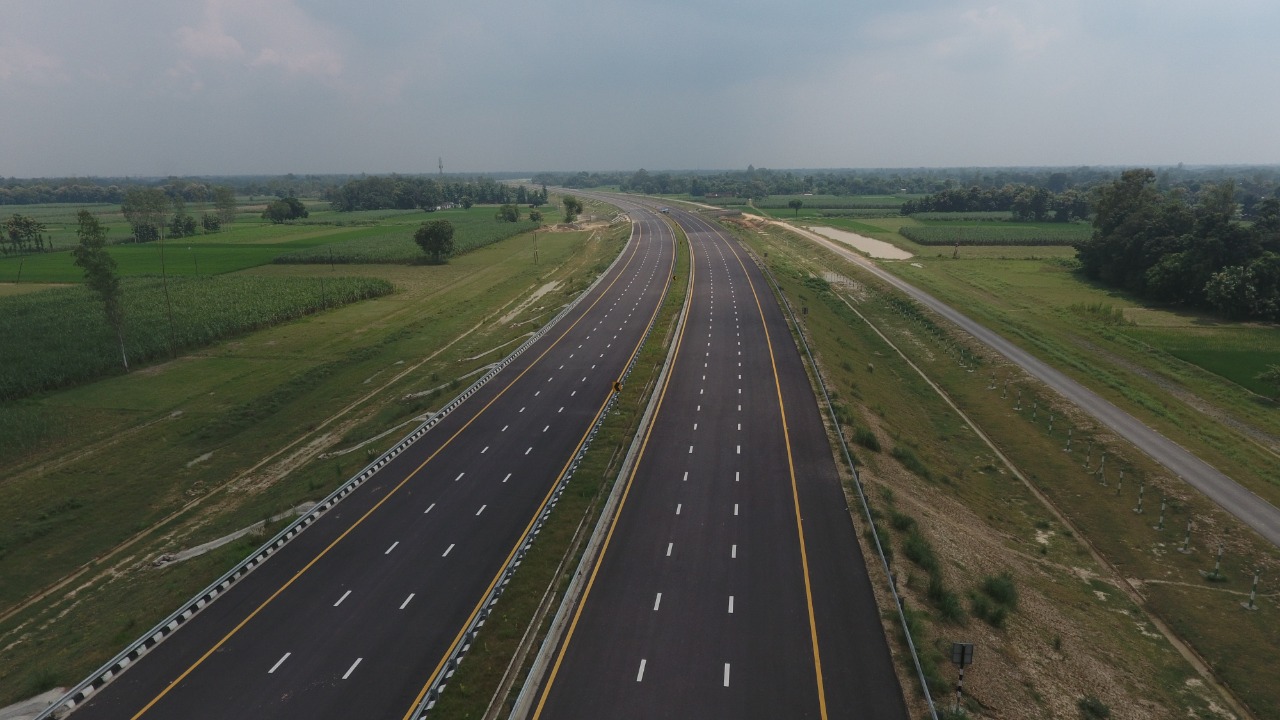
784, 222, 1280, 548
65, 209, 677, 719
526, 205, 906, 719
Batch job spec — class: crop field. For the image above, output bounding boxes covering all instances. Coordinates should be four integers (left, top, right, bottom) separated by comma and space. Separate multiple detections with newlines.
908, 211, 1016, 221
898, 222, 1091, 246
273, 207, 549, 264
753, 194, 914, 209
0, 275, 393, 404
0, 204, 559, 281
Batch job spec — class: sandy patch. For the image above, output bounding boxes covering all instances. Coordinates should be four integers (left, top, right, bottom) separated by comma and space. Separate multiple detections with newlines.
805, 226, 913, 260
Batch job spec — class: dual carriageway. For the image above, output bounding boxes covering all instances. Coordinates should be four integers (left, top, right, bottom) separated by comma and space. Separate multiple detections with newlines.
54, 200, 907, 719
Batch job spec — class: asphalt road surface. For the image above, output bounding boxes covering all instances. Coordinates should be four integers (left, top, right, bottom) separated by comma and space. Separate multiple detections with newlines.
785, 223, 1280, 549
527, 206, 907, 719
68, 209, 676, 720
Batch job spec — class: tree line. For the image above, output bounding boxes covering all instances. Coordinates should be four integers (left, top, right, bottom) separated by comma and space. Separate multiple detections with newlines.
119, 186, 238, 241
900, 185, 1091, 222
1075, 169, 1280, 320
325, 176, 548, 212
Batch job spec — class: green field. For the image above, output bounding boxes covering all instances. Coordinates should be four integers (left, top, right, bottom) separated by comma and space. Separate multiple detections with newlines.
0, 204, 559, 281
0, 275, 393, 404
273, 208, 552, 264
1125, 326, 1280, 397
899, 222, 1091, 246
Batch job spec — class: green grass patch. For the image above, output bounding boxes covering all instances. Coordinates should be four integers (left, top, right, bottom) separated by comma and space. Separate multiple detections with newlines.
899, 223, 1090, 246
1124, 326, 1280, 397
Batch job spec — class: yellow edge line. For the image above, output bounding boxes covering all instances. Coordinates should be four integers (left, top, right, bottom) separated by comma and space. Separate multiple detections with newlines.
131, 219, 649, 720
400, 216, 678, 718
531, 221, 692, 720
722, 218, 829, 719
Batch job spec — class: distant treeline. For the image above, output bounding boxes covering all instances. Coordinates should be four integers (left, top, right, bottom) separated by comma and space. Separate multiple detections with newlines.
1076, 170, 1280, 320
532, 165, 1280, 208
901, 185, 1090, 222
324, 176, 547, 212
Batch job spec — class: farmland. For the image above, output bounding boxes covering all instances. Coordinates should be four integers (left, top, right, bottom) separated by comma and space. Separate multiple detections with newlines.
274, 209, 543, 264
898, 221, 1091, 246
0, 204, 563, 282
0, 275, 393, 404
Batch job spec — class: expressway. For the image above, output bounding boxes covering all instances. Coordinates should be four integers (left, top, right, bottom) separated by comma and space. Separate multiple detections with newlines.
527, 205, 907, 718
65, 207, 676, 719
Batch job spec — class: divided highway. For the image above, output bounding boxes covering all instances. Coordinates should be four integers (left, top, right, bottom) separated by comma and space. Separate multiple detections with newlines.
527, 205, 907, 718
66, 209, 676, 719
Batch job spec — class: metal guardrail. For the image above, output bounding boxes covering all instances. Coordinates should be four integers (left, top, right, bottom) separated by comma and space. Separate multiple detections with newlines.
754, 253, 939, 720
36, 221, 640, 720
406, 215, 671, 718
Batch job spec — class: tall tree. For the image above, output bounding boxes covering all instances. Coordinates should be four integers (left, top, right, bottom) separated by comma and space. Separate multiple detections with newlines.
414, 220, 455, 264
121, 187, 170, 242
788, 199, 803, 216
71, 211, 129, 371
213, 185, 238, 226
4, 213, 47, 253
562, 195, 584, 223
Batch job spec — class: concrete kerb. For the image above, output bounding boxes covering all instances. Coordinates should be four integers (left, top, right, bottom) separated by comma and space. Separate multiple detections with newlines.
505, 223, 693, 720
408, 225, 673, 719
34, 222, 639, 720
753, 252, 938, 720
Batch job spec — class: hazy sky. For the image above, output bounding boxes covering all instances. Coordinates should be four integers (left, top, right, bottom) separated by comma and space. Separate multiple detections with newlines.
2, 0, 1278, 177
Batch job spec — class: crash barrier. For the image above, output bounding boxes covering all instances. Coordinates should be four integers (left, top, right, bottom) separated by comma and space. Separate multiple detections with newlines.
35, 220, 642, 720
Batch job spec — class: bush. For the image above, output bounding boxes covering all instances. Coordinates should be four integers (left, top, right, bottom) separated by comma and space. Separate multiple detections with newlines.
854, 426, 882, 452
972, 573, 1018, 628
1078, 695, 1111, 719
927, 575, 966, 623
891, 445, 932, 480
981, 574, 1018, 608
902, 528, 939, 575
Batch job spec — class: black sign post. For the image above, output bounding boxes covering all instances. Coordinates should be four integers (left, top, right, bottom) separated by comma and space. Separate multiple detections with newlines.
950, 642, 974, 714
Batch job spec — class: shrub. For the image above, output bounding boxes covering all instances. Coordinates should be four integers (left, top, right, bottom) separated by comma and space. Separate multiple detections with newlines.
854, 426, 882, 452
902, 528, 939, 575
1078, 695, 1111, 719
891, 445, 932, 480
981, 574, 1018, 608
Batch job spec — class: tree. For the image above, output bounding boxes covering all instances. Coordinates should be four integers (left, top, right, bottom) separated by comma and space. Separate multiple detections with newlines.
414, 220, 455, 263
121, 187, 170, 243
71, 210, 128, 371
562, 195, 584, 223
1257, 364, 1280, 400
213, 185, 237, 225
4, 213, 47, 254
495, 204, 520, 222
529, 209, 543, 223
262, 197, 309, 223
788, 199, 803, 216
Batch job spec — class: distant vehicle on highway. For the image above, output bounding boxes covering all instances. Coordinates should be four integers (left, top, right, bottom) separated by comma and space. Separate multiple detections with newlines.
659, 207, 670, 213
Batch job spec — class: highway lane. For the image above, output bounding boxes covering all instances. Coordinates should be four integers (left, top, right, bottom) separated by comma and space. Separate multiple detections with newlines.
68, 209, 676, 720
782, 222, 1280, 548
529, 206, 906, 719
